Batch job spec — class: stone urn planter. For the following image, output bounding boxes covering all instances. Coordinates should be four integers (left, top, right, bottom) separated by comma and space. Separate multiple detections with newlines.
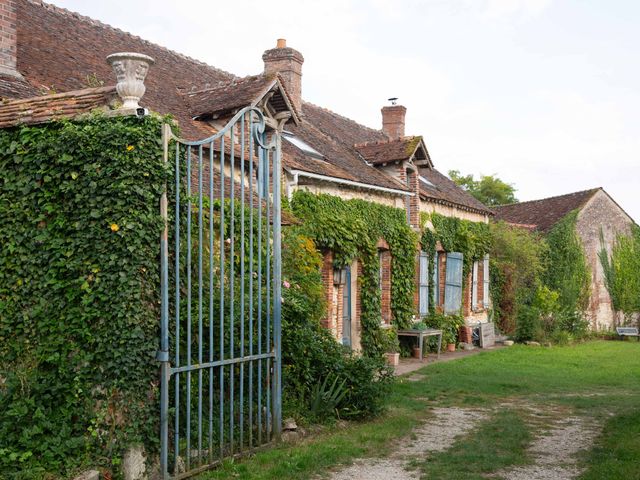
385, 352, 400, 366
106, 52, 155, 109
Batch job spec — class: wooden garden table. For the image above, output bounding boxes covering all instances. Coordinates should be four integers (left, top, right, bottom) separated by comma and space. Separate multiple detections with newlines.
397, 328, 442, 362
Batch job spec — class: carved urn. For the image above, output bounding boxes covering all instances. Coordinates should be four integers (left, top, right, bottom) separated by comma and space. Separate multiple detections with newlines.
106, 52, 155, 109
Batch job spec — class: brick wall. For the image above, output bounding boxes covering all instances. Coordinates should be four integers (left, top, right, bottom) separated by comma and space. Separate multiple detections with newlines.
380, 249, 392, 324
408, 169, 420, 227
320, 250, 334, 331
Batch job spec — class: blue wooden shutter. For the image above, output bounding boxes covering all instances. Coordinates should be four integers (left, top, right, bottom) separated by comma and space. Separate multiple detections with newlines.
483, 254, 490, 308
444, 252, 463, 314
419, 252, 429, 316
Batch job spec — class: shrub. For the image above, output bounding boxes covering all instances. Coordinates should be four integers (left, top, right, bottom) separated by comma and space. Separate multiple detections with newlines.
423, 312, 464, 347
281, 227, 394, 422
514, 305, 544, 342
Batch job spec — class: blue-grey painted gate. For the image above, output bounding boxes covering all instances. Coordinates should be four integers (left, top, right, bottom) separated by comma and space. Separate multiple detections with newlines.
158, 106, 282, 479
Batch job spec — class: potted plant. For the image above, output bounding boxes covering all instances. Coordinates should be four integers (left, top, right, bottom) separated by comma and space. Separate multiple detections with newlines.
381, 326, 400, 366
411, 321, 428, 358
444, 314, 465, 352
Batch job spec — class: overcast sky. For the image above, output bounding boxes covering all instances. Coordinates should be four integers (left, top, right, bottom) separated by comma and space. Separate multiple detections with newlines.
51, 0, 639, 222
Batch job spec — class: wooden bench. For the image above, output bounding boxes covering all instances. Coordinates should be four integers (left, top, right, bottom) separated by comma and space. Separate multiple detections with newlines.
616, 327, 640, 340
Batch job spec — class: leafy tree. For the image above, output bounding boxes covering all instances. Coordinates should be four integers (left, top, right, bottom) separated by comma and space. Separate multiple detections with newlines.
448, 170, 518, 206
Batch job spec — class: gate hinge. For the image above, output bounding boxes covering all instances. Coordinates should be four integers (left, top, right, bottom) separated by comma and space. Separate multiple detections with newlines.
156, 350, 169, 362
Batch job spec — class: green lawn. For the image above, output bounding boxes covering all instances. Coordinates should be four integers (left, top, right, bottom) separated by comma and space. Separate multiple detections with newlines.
200, 341, 640, 479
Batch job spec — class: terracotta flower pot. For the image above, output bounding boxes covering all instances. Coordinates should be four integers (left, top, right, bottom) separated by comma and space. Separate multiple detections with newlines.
447, 343, 456, 352
385, 352, 400, 366
413, 346, 421, 359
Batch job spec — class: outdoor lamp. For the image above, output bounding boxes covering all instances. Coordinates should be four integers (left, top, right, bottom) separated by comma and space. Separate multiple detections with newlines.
333, 267, 347, 286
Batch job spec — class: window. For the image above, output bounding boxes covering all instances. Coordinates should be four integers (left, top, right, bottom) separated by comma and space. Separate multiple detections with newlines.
444, 252, 463, 314
472, 260, 479, 309
419, 252, 429, 316
282, 133, 325, 159
483, 254, 490, 308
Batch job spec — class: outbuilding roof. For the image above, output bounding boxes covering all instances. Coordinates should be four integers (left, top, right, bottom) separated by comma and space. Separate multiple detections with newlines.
492, 188, 601, 232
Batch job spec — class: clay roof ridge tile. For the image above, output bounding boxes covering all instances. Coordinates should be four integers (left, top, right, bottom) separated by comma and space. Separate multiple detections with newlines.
31, 0, 237, 81
494, 187, 601, 209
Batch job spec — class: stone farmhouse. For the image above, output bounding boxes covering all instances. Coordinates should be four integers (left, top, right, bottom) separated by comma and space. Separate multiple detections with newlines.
493, 188, 636, 331
0, 0, 494, 350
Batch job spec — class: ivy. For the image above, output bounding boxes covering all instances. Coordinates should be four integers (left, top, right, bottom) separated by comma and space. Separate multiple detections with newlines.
0, 113, 171, 478
420, 212, 492, 315
543, 211, 591, 313
290, 190, 418, 355
598, 225, 640, 323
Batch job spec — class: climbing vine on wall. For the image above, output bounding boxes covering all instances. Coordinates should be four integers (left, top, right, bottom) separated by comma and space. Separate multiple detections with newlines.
420, 212, 492, 313
598, 225, 640, 321
0, 113, 170, 478
543, 210, 591, 313
290, 190, 418, 355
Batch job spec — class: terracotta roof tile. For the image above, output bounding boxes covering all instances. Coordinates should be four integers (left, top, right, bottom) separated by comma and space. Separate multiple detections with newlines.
492, 188, 600, 232
0, 73, 39, 100
12, 0, 235, 139
284, 119, 410, 191
355, 136, 423, 165
419, 168, 493, 215
185, 73, 298, 122
0, 86, 117, 128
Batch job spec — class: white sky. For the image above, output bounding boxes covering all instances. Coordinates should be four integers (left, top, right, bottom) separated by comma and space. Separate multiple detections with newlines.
50, 0, 640, 222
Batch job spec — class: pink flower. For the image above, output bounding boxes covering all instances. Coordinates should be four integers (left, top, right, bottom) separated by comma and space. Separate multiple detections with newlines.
283, 281, 291, 289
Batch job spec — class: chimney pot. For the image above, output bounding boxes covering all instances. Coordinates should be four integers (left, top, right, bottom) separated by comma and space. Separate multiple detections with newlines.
0, 0, 23, 78
276, 38, 287, 48
381, 104, 407, 140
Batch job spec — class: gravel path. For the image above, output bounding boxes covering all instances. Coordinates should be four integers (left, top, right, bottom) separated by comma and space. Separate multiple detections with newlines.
328, 407, 486, 480
326, 404, 602, 480
494, 416, 601, 480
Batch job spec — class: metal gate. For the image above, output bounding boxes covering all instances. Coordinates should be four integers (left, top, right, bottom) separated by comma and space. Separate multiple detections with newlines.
158, 106, 282, 479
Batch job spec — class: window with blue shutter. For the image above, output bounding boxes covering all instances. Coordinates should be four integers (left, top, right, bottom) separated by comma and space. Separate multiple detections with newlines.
444, 252, 463, 314
419, 252, 429, 316
483, 254, 490, 308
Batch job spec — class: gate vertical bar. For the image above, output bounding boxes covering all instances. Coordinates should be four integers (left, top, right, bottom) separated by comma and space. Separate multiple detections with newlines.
197, 144, 204, 465
186, 145, 192, 471
272, 131, 282, 437
219, 136, 225, 460
173, 140, 181, 473
159, 123, 171, 479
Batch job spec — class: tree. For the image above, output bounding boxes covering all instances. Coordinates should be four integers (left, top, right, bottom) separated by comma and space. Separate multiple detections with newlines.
448, 170, 518, 206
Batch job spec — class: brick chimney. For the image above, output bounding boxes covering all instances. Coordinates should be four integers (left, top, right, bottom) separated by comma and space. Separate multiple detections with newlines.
381, 104, 406, 140
263, 39, 304, 114
0, 0, 21, 78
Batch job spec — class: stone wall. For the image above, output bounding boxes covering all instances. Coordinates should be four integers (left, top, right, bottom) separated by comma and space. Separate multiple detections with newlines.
575, 189, 634, 330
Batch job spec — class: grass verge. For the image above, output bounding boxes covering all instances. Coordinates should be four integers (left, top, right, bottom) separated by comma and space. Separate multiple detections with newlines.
200, 341, 640, 479
579, 408, 640, 480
